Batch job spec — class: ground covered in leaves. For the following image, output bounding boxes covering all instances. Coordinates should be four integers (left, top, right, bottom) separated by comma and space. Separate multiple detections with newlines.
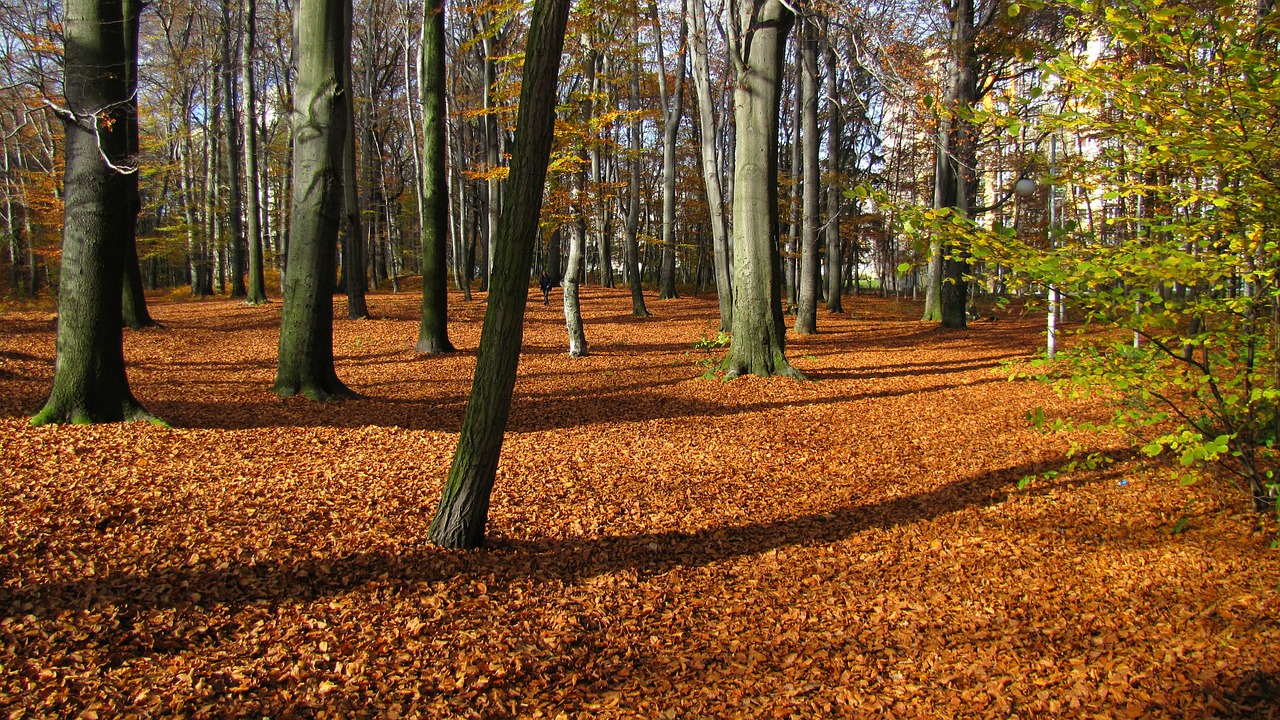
1, 287, 1278, 718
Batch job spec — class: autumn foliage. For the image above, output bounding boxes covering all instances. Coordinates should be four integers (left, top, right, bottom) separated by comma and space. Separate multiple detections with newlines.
2, 290, 1278, 716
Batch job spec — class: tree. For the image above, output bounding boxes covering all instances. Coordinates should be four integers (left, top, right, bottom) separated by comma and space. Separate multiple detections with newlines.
793, 15, 820, 335
622, 21, 650, 317
341, 0, 370, 320
653, 0, 687, 300
32, 0, 154, 425
273, 0, 355, 400
823, 26, 843, 314
428, 0, 572, 549
415, 0, 456, 354
222, 0, 248, 299
243, 0, 269, 304
688, 0, 731, 330
122, 0, 159, 329
955, 0, 1279, 510
721, 0, 800, 379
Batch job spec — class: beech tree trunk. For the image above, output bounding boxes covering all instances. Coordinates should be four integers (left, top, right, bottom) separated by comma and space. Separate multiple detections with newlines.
824, 32, 844, 314
623, 22, 650, 317
562, 187, 588, 357
688, 0, 731, 331
243, 0, 268, 304
33, 0, 153, 425
222, 0, 247, 298
427, 0, 571, 549
273, 0, 353, 400
341, 0, 369, 320
794, 18, 820, 335
416, 0, 455, 354
121, 0, 157, 329
722, 0, 799, 379
654, 0, 687, 300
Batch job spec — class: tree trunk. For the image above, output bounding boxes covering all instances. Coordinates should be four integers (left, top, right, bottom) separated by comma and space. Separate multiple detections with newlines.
243, 0, 268, 304
274, 0, 353, 400
341, 0, 369, 320
939, 0, 979, 329
222, 0, 247, 298
428, 0, 571, 549
562, 193, 588, 357
655, 2, 687, 300
794, 18, 819, 335
121, 0, 157, 329
688, 0, 731, 331
722, 0, 798, 379
623, 21, 650, 317
824, 31, 843, 314
33, 0, 153, 425
416, 0, 455, 353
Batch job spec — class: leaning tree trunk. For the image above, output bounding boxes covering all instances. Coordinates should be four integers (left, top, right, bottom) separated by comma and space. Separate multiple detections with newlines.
273, 0, 354, 401
688, 0, 731, 331
243, 0, 268, 304
794, 18, 820, 335
722, 0, 799, 379
428, 0, 571, 549
33, 0, 153, 425
416, 0, 455, 354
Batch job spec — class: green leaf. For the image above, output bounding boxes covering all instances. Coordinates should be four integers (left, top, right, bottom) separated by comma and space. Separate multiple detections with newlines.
896, 262, 912, 274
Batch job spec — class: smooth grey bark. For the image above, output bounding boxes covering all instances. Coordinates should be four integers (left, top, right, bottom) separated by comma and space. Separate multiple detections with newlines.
824, 32, 843, 314
794, 18, 820, 335
722, 0, 799, 379
654, 0, 688, 300
273, 0, 353, 400
562, 188, 588, 357
427, 0, 571, 549
33, 0, 152, 425
688, 0, 731, 331
243, 0, 268, 304
416, 0, 455, 354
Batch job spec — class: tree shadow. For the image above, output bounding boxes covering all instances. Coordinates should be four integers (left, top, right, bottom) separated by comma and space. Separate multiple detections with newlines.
0, 452, 1113, 638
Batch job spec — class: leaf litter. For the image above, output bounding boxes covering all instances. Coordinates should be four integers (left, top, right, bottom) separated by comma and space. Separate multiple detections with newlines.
0, 288, 1278, 718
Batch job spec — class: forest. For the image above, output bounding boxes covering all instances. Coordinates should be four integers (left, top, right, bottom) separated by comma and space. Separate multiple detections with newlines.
2, 0, 1280, 714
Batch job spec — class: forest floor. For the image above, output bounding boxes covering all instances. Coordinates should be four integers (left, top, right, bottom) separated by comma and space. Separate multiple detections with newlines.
0, 287, 1278, 718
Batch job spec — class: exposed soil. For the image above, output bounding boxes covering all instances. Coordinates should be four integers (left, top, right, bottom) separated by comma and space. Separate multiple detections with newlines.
1, 288, 1277, 718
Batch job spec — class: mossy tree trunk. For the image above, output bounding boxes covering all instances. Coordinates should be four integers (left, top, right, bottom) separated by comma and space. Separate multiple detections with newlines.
428, 0, 571, 549
722, 0, 799, 379
33, 0, 153, 425
273, 0, 354, 401
416, 0, 455, 354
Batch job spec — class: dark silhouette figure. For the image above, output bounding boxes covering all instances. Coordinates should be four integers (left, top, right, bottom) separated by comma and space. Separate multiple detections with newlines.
539, 272, 553, 305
